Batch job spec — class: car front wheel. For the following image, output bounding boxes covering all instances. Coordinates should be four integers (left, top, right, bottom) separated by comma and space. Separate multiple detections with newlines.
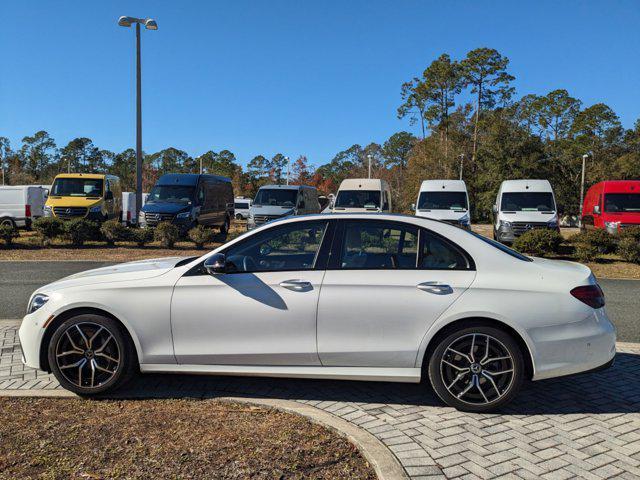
427, 325, 524, 412
47, 314, 136, 396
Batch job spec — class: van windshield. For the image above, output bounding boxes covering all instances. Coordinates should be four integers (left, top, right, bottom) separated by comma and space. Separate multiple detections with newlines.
335, 190, 380, 209
501, 192, 555, 212
604, 193, 640, 213
51, 178, 103, 197
147, 185, 194, 204
254, 189, 298, 207
418, 191, 467, 211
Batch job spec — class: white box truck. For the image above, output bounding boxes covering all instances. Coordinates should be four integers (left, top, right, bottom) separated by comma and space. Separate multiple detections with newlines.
0, 185, 47, 229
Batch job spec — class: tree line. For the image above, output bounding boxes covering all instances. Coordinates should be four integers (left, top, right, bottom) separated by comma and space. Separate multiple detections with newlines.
2, 47, 639, 220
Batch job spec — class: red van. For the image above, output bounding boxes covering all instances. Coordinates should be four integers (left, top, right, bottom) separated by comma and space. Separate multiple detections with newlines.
581, 180, 640, 233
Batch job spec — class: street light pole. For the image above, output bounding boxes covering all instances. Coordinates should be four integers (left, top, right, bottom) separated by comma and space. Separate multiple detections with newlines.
458, 154, 464, 180
579, 153, 589, 226
367, 154, 372, 179
285, 156, 290, 185
118, 16, 157, 222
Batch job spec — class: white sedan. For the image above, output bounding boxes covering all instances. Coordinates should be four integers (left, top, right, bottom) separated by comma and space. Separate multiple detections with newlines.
19, 214, 616, 412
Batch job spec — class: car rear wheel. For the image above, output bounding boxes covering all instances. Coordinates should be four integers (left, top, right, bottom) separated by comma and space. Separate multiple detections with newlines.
47, 314, 136, 396
427, 325, 524, 412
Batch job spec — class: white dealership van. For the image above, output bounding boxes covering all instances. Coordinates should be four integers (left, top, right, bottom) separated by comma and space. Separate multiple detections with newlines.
331, 179, 391, 213
233, 197, 252, 220
413, 180, 470, 229
0, 185, 47, 229
493, 179, 559, 244
122, 192, 149, 225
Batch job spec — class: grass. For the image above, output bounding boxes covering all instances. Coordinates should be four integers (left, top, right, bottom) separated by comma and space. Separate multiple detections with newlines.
0, 397, 375, 480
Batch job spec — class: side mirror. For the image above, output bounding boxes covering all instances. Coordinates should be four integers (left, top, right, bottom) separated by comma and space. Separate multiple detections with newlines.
492, 205, 497, 214
411, 203, 416, 211
593, 205, 601, 215
105, 191, 114, 201
204, 253, 227, 275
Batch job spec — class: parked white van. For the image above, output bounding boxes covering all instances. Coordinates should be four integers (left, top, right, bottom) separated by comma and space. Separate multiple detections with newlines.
0, 185, 47, 229
331, 179, 391, 213
122, 192, 149, 225
234, 197, 252, 220
413, 180, 470, 229
493, 179, 559, 244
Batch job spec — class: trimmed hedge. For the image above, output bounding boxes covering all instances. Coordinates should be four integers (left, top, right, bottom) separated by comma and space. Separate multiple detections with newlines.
512, 229, 562, 257
33, 217, 65, 246
129, 228, 154, 247
188, 225, 215, 249
0, 224, 18, 246
154, 222, 180, 248
571, 229, 617, 254
618, 236, 640, 264
100, 219, 130, 246
64, 219, 99, 246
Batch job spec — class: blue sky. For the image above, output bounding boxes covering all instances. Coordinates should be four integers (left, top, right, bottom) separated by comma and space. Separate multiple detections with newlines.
1, 1, 638, 168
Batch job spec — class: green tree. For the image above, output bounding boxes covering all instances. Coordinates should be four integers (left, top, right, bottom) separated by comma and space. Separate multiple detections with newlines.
290, 156, 312, 185
148, 147, 193, 175
60, 137, 107, 173
19, 130, 57, 180
397, 79, 430, 138
538, 89, 581, 140
460, 48, 515, 166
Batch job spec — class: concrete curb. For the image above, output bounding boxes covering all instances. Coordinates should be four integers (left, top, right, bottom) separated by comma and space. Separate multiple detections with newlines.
0, 389, 408, 480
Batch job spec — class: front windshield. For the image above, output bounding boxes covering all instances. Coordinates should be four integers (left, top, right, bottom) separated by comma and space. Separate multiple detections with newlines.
253, 189, 298, 207
418, 191, 468, 211
235, 202, 249, 209
147, 185, 194, 204
501, 192, 555, 212
51, 178, 103, 197
604, 193, 640, 213
335, 190, 381, 209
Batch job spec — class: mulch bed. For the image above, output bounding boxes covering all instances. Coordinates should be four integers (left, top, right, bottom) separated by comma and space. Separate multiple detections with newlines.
0, 397, 376, 480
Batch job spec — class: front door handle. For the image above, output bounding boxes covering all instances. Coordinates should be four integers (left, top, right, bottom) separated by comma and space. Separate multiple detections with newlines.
279, 279, 312, 291
417, 281, 453, 295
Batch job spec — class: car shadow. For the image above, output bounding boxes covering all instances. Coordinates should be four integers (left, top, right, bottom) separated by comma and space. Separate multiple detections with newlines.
215, 273, 288, 310
107, 352, 640, 415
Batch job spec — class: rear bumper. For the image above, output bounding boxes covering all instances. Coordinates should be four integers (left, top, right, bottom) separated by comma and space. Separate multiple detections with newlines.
529, 308, 616, 381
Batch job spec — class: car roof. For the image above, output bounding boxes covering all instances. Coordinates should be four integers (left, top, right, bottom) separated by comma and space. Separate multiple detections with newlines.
499, 179, 553, 193
258, 184, 314, 190
419, 179, 467, 191
338, 178, 387, 189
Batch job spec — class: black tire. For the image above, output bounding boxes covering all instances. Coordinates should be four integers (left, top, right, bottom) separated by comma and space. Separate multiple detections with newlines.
235, 213, 243, 220
427, 324, 524, 412
0, 217, 16, 229
47, 314, 137, 396
220, 215, 230, 234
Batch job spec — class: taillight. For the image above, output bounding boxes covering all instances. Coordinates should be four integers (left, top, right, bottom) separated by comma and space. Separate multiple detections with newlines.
570, 285, 605, 309
25, 204, 31, 218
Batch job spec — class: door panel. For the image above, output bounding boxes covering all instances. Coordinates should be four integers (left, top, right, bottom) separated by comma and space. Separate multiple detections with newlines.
171, 270, 324, 365
317, 269, 475, 367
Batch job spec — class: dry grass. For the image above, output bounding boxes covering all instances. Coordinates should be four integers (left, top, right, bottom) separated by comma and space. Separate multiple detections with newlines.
0, 397, 375, 480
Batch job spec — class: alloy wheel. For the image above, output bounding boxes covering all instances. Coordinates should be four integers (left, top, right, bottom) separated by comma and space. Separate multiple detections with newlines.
440, 333, 515, 406
55, 322, 121, 389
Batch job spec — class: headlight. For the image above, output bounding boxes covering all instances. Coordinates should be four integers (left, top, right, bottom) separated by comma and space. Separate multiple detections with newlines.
27, 294, 49, 314
89, 205, 102, 213
604, 221, 620, 233
176, 211, 191, 219
44, 205, 52, 217
459, 213, 470, 226
547, 219, 558, 228
499, 220, 512, 229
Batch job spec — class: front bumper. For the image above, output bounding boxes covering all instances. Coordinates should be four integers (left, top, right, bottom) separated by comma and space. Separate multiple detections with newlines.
528, 308, 616, 381
18, 308, 52, 370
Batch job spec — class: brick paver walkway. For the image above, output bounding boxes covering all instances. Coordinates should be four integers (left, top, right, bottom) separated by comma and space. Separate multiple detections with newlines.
2, 320, 640, 479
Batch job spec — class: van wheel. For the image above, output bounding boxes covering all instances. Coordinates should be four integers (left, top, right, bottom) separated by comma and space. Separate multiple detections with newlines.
427, 325, 524, 412
0, 217, 16, 229
47, 314, 137, 396
235, 213, 243, 220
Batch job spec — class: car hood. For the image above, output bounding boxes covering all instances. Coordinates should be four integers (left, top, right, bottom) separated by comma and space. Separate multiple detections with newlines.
142, 202, 191, 214
251, 205, 294, 216
40, 257, 187, 292
416, 209, 467, 221
499, 211, 556, 223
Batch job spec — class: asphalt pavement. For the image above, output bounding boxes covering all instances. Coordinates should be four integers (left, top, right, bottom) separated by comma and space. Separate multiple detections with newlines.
0, 261, 638, 342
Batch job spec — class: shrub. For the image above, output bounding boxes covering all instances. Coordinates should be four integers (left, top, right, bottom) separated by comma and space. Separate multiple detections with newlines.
512, 229, 562, 257
154, 222, 179, 248
0, 224, 18, 246
33, 217, 64, 246
188, 224, 215, 249
571, 229, 617, 254
619, 226, 640, 243
64, 219, 98, 246
574, 242, 599, 263
618, 236, 640, 264
100, 219, 129, 246
129, 227, 154, 247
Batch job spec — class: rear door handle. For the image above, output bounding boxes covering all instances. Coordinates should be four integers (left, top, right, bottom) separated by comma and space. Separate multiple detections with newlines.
417, 281, 453, 295
279, 279, 312, 291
